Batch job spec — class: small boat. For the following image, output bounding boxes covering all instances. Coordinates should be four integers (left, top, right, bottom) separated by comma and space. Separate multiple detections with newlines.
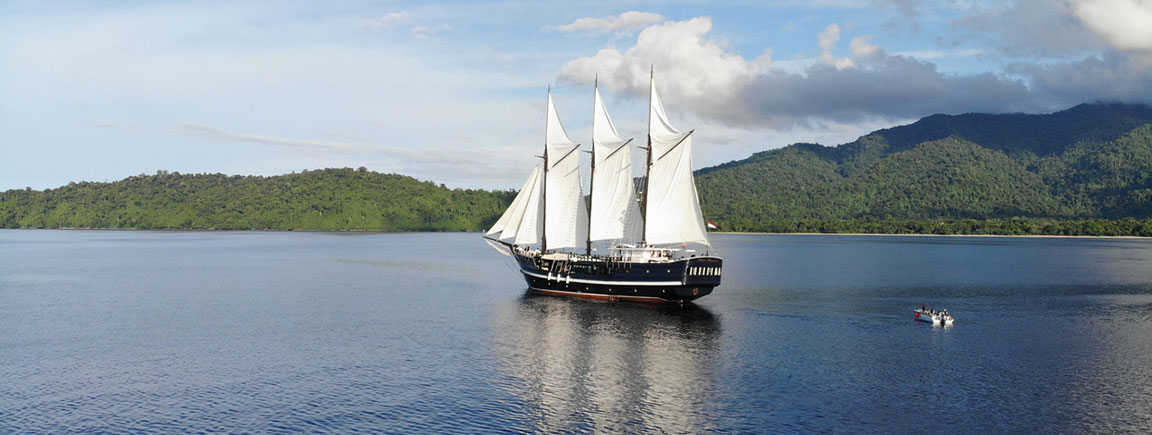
914, 308, 955, 326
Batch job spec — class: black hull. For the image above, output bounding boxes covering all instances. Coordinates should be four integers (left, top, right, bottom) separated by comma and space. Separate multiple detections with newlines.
512, 251, 722, 303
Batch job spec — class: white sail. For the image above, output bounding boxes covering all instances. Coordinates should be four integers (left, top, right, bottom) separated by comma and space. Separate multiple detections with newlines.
514, 167, 544, 246
486, 166, 543, 245
590, 85, 642, 245
544, 92, 589, 250
645, 78, 710, 247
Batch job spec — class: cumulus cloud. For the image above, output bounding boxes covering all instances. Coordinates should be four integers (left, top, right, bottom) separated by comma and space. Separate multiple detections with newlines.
818, 23, 841, 52
817, 24, 856, 69
558, 14, 1152, 131
1072, 0, 1152, 51
558, 17, 766, 121
546, 11, 665, 35
951, 0, 1152, 59
950, 0, 1152, 113
850, 36, 879, 57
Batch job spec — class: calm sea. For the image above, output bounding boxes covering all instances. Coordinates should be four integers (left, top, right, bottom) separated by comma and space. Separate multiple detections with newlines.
2, 230, 1151, 432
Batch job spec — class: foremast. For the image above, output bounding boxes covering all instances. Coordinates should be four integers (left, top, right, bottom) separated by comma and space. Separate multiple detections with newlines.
542, 88, 587, 254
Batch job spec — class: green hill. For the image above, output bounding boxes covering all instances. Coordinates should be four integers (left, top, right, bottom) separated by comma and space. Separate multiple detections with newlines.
0, 168, 514, 231
697, 103, 1152, 233
3, 103, 1152, 235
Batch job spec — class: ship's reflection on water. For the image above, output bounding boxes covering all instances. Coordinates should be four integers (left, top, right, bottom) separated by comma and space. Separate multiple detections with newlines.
491, 292, 723, 432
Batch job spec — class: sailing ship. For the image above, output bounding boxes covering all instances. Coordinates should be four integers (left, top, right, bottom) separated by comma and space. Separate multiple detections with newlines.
483, 72, 722, 303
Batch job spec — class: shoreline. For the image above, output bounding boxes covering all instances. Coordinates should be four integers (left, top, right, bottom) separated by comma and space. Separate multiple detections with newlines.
0, 227, 468, 234
720, 231, 1150, 239
2, 227, 1148, 239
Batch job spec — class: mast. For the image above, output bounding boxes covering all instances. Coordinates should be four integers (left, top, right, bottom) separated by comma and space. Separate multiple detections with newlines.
641, 66, 653, 247
541, 86, 549, 253
586, 76, 597, 256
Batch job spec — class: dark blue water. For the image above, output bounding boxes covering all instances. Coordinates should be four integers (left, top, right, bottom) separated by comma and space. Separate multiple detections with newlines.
2, 230, 1151, 432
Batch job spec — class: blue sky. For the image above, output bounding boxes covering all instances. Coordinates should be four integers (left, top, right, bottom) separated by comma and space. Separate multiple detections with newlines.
2, 0, 1151, 190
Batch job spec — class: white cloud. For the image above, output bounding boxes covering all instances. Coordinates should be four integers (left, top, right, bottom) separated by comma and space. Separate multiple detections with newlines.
949, 0, 1152, 111
559, 17, 764, 105
1072, 0, 1152, 51
556, 15, 1108, 131
963, 0, 1151, 57
850, 36, 879, 57
818, 23, 841, 52
819, 24, 855, 69
547, 11, 665, 35
368, 12, 410, 30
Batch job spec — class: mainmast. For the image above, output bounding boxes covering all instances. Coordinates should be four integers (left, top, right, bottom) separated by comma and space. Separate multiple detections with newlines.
541, 86, 550, 253
586, 76, 597, 256
641, 66, 653, 247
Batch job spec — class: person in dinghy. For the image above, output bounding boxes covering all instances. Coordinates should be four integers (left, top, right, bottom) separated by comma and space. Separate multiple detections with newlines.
915, 305, 956, 325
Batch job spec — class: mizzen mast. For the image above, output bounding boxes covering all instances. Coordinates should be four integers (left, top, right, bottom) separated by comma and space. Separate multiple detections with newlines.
586, 76, 597, 255
641, 66, 654, 247
541, 86, 550, 252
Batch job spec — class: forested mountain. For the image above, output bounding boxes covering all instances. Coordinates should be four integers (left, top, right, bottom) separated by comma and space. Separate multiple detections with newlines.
0, 168, 514, 231
2, 103, 1151, 235
697, 103, 1152, 232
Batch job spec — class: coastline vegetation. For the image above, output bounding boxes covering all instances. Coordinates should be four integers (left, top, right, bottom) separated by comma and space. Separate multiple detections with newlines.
723, 218, 1152, 237
0, 168, 514, 232
3, 168, 1150, 236
3, 103, 1151, 237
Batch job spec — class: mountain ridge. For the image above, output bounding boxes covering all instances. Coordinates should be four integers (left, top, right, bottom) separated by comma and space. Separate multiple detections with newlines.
696, 102, 1152, 230
2, 103, 1151, 235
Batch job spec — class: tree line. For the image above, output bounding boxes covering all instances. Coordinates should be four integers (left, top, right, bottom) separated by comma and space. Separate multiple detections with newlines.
0, 168, 515, 232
